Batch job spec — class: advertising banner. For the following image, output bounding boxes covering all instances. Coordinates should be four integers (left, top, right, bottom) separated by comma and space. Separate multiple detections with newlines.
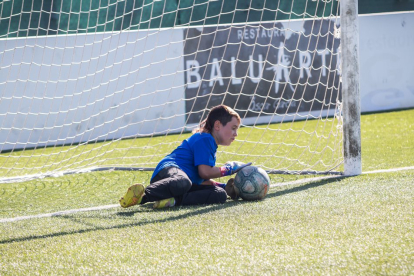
183, 20, 341, 124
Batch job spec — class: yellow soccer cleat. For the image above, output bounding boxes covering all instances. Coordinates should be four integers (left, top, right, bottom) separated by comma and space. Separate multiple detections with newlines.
119, 184, 145, 208
153, 197, 176, 209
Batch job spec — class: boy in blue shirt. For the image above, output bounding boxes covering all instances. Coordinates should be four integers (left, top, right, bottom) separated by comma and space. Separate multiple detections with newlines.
119, 105, 251, 209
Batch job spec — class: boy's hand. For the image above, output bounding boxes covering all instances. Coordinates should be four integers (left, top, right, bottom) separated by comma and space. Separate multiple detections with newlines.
225, 178, 239, 200
220, 161, 252, 176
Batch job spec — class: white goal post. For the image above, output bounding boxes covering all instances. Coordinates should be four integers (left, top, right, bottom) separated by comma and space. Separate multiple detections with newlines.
340, 0, 362, 176
0, 0, 361, 183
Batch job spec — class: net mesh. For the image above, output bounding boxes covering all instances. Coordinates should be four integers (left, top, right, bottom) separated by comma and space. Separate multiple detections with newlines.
0, 0, 343, 182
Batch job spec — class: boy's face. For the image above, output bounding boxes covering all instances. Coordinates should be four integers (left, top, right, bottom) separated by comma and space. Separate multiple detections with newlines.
214, 117, 240, 146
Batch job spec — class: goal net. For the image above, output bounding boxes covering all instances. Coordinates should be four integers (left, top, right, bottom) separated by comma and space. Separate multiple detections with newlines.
0, 0, 350, 183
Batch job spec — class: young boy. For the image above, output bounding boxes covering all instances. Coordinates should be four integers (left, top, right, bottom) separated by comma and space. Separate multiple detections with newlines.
119, 104, 251, 209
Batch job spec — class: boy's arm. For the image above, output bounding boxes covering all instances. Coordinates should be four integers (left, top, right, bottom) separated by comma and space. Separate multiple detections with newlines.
198, 165, 221, 180
200, 179, 217, 185
200, 178, 240, 200
198, 162, 252, 179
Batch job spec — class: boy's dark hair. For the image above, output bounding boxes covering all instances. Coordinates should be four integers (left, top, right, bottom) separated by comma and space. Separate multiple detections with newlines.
194, 105, 241, 134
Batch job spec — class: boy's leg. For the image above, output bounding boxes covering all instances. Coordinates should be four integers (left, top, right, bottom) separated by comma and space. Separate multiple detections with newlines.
141, 167, 192, 204
179, 185, 227, 206
119, 183, 145, 208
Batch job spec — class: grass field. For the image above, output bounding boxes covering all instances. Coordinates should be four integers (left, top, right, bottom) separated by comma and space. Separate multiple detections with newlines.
0, 109, 413, 275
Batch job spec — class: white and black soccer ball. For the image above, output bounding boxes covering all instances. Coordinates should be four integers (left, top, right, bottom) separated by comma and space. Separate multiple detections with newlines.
234, 166, 270, 201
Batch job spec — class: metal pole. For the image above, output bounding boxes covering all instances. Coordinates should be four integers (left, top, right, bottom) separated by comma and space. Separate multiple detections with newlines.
341, 0, 362, 176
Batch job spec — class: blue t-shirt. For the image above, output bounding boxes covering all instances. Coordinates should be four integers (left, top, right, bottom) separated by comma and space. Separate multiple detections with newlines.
151, 132, 217, 185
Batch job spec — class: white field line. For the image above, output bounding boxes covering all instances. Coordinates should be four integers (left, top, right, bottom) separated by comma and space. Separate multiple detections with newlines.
0, 204, 118, 223
1, 166, 413, 223
361, 166, 414, 175
269, 166, 414, 188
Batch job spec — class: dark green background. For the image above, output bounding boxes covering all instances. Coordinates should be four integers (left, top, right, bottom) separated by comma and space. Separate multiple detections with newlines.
1, 0, 413, 38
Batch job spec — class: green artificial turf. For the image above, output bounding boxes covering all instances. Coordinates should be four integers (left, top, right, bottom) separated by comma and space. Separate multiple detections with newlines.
0, 109, 413, 275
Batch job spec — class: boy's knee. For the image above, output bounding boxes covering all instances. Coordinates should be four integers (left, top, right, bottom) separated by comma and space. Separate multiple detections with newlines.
216, 187, 227, 204
171, 177, 191, 195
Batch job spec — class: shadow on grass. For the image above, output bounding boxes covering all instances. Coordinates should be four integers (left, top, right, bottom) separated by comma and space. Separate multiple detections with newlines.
0, 176, 345, 244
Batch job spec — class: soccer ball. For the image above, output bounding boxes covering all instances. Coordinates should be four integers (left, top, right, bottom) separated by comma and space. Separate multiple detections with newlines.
234, 166, 270, 201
